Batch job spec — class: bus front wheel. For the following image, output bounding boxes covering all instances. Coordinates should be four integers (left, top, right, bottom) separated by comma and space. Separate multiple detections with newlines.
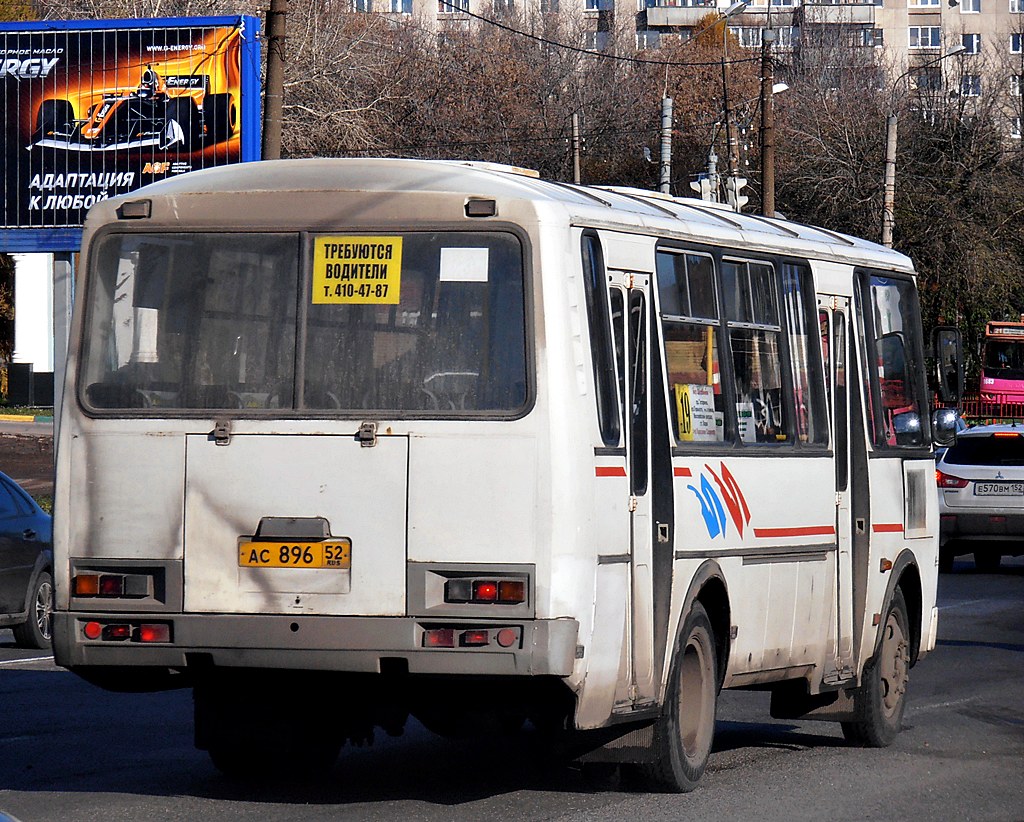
634, 601, 718, 792
842, 587, 909, 747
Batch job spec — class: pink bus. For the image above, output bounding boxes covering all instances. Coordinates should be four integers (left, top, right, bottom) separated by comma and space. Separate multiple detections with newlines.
979, 318, 1024, 403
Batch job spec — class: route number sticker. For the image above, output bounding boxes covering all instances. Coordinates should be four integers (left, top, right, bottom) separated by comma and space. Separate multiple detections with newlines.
313, 236, 402, 304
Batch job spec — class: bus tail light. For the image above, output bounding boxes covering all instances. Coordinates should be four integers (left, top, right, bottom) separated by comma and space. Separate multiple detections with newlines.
936, 470, 969, 489
460, 629, 490, 647
81, 620, 172, 643
424, 628, 455, 648
73, 572, 152, 598
444, 577, 527, 605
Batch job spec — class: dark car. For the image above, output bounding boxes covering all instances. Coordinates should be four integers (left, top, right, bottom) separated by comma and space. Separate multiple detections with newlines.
936, 423, 1024, 572
0, 471, 53, 648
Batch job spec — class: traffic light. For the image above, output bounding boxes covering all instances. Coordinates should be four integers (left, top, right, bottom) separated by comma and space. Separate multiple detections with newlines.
725, 176, 748, 212
689, 175, 715, 201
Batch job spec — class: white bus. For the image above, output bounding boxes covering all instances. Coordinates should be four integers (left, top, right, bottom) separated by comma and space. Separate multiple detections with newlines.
52, 159, 956, 789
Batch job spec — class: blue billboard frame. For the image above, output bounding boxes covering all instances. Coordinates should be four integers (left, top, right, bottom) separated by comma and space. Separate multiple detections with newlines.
0, 14, 262, 253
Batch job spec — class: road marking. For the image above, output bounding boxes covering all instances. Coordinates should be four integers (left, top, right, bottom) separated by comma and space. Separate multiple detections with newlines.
910, 695, 980, 713
0, 655, 54, 666
939, 598, 997, 611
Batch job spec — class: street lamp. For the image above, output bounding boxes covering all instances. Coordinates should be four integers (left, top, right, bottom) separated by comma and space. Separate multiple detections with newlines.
880, 43, 967, 247
720, 0, 750, 190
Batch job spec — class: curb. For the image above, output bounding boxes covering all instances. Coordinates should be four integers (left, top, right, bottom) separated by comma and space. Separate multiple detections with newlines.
0, 414, 54, 423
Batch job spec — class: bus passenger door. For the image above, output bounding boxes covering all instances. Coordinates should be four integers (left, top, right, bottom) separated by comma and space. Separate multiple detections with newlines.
609, 272, 657, 707
819, 296, 856, 680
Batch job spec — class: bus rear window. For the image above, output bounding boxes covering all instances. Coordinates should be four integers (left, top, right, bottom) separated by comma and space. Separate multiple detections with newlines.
80, 231, 528, 415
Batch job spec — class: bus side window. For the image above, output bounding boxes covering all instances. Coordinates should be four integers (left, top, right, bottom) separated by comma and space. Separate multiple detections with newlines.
655, 250, 725, 444
723, 259, 789, 444
781, 262, 827, 445
860, 273, 928, 448
582, 233, 621, 446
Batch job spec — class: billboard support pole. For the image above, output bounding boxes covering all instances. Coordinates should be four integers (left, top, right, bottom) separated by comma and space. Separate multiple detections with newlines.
262, 0, 287, 161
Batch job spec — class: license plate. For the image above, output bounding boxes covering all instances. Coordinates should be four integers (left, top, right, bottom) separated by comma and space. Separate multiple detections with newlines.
238, 540, 351, 569
973, 482, 1024, 496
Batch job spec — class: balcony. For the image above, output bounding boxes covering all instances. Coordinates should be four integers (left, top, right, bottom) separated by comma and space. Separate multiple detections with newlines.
801, 2, 876, 25
645, 0, 718, 27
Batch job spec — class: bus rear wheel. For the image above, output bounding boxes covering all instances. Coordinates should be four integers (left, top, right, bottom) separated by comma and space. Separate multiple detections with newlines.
842, 588, 909, 747
634, 602, 718, 792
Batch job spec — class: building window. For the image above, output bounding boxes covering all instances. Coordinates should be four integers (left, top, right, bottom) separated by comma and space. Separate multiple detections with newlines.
960, 0, 980, 11
771, 0, 796, 6
585, 30, 610, 50
776, 26, 798, 48
1013, 33, 1023, 52
909, 26, 942, 48
1012, 0, 1023, 12
353, 0, 372, 11
730, 26, 762, 48
961, 74, 982, 96
390, 0, 413, 10
911, 0, 940, 5
962, 33, 981, 54
439, 0, 470, 11
637, 29, 661, 49
1012, 75, 1024, 96
915, 68, 942, 91
1012, 116, 1022, 139
860, 28, 884, 47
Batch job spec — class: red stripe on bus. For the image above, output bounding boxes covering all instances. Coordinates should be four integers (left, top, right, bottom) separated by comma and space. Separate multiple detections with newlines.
674, 467, 692, 477
753, 525, 836, 538
595, 466, 627, 477
872, 523, 904, 533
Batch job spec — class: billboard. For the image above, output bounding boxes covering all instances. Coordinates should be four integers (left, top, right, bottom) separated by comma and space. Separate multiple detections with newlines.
0, 15, 261, 252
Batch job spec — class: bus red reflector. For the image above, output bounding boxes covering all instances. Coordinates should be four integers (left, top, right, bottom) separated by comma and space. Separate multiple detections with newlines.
99, 575, 124, 596
473, 581, 498, 602
496, 628, 518, 648
83, 621, 102, 640
424, 628, 455, 648
138, 624, 171, 643
102, 624, 131, 641
460, 629, 490, 647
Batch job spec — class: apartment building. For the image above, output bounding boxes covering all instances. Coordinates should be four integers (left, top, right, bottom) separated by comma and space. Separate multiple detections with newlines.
352, 0, 1024, 135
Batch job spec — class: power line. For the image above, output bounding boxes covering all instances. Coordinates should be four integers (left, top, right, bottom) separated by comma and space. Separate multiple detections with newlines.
436, 1, 760, 69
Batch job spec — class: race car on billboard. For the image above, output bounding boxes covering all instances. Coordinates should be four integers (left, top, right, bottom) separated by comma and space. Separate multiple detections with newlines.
30, 65, 236, 152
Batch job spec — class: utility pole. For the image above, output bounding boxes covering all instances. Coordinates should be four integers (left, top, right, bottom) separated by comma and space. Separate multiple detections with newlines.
881, 112, 897, 248
572, 112, 581, 185
262, 0, 287, 161
659, 96, 673, 194
759, 27, 776, 217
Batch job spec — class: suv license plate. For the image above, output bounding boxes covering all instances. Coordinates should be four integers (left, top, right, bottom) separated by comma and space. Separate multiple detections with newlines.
238, 540, 351, 569
973, 482, 1024, 496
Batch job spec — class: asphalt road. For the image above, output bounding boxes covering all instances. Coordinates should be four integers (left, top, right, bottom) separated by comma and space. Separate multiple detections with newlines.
1, 559, 1022, 822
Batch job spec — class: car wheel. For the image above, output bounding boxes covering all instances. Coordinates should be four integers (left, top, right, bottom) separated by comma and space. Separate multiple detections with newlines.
842, 588, 909, 747
203, 93, 237, 142
631, 602, 718, 792
34, 100, 75, 140
974, 551, 1001, 573
12, 571, 54, 649
164, 98, 199, 151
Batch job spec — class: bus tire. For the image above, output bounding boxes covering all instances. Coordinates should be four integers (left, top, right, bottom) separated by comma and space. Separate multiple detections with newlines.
635, 601, 718, 792
842, 588, 909, 747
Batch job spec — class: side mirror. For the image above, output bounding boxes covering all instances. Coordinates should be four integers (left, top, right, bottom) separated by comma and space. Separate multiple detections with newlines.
932, 407, 960, 447
932, 326, 963, 405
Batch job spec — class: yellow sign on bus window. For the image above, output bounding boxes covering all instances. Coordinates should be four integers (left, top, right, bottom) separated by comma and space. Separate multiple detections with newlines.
312, 236, 402, 304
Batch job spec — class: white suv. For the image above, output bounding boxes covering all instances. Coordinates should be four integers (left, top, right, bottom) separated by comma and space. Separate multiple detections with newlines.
936, 423, 1024, 572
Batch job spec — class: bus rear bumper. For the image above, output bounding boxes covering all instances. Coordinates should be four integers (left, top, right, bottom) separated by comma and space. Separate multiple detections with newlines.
52, 612, 579, 682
